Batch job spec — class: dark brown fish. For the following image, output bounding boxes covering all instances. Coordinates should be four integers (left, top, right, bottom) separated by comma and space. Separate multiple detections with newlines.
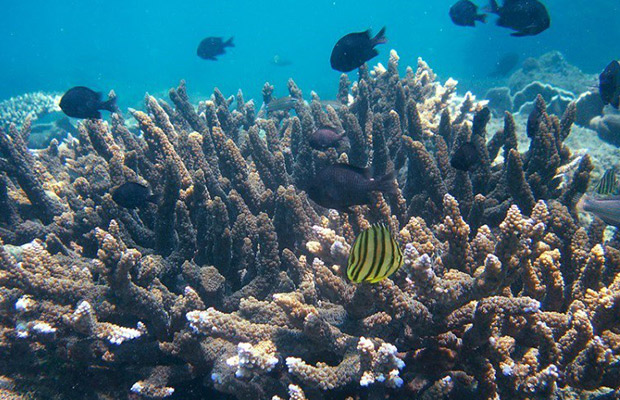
599, 60, 620, 109
306, 164, 397, 211
197, 37, 234, 60
112, 182, 157, 209
308, 126, 346, 150
450, 142, 479, 171
450, 0, 487, 27
488, 0, 550, 37
330, 27, 387, 72
59, 86, 117, 119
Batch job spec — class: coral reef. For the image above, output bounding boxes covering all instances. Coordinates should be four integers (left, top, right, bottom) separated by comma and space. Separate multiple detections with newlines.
485, 52, 604, 127
0, 51, 618, 400
590, 113, 620, 147
508, 51, 595, 95
0, 92, 62, 130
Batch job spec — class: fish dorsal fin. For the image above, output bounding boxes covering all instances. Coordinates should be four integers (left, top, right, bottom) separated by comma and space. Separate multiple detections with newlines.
336, 163, 371, 178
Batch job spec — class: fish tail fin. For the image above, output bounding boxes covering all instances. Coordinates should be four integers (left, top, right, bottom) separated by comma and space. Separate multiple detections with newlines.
225, 37, 235, 47
373, 26, 387, 45
574, 193, 588, 214
101, 96, 118, 113
477, 13, 487, 23
375, 170, 398, 195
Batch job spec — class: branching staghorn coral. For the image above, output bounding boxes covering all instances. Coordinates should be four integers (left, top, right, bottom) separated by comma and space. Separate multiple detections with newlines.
0, 51, 617, 400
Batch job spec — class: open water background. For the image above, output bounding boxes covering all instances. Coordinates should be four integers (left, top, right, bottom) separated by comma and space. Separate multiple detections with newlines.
1, 0, 619, 109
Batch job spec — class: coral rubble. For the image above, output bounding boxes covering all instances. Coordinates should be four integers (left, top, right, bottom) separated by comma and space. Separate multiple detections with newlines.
0, 51, 618, 400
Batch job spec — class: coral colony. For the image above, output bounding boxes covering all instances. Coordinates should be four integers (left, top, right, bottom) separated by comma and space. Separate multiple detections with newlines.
0, 51, 618, 399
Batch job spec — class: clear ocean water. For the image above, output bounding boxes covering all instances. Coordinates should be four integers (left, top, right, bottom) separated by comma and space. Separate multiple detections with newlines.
1, 0, 618, 108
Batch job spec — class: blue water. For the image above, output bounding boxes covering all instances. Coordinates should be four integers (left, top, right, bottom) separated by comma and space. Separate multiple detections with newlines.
1, 0, 619, 108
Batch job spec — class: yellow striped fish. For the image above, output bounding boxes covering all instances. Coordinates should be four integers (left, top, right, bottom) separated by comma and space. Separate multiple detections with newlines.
594, 167, 618, 195
347, 224, 403, 283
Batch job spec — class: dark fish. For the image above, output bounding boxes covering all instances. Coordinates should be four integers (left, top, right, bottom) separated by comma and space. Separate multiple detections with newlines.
472, 107, 491, 135
307, 164, 398, 211
330, 27, 387, 72
488, 52, 520, 77
197, 37, 234, 60
488, 0, 550, 37
271, 55, 292, 67
266, 96, 298, 113
577, 194, 620, 227
347, 223, 403, 283
308, 126, 346, 150
59, 87, 117, 119
593, 168, 618, 195
450, 142, 479, 171
450, 0, 487, 27
599, 60, 620, 109
112, 182, 157, 209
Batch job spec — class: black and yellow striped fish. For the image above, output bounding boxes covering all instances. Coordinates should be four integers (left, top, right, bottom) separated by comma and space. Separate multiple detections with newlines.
594, 167, 618, 195
347, 224, 403, 283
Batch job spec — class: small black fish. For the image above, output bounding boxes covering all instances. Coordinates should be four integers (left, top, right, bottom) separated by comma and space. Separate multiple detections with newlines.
599, 60, 620, 109
450, 142, 479, 171
59, 87, 117, 119
488, 0, 550, 37
450, 0, 487, 27
112, 182, 157, 209
472, 107, 491, 136
330, 27, 387, 73
265, 96, 299, 113
197, 37, 234, 60
488, 52, 519, 77
307, 164, 397, 211
308, 126, 346, 150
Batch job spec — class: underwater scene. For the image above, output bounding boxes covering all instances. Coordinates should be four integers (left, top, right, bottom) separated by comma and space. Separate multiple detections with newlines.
1, 0, 620, 399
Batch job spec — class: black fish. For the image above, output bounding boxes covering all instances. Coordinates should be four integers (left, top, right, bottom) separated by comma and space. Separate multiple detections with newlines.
450, 142, 479, 171
308, 126, 346, 150
488, 52, 519, 77
112, 182, 157, 209
599, 60, 620, 109
450, 0, 487, 27
488, 0, 550, 37
59, 87, 117, 119
197, 37, 234, 60
330, 27, 387, 73
307, 164, 397, 211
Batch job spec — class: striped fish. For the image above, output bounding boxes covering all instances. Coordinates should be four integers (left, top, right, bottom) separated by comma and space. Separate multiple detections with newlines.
594, 168, 618, 195
347, 224, 403, 283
